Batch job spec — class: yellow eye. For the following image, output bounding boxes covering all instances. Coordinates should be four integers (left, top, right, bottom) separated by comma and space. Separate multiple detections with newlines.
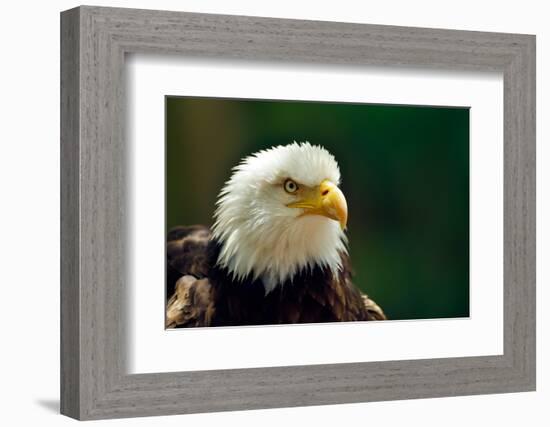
284, 179, 298, 194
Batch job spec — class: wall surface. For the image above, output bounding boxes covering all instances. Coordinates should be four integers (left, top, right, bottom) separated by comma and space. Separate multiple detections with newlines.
0, 0, 546, 425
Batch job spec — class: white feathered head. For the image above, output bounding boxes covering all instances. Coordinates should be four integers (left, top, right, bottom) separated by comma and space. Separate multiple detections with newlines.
212, 142, 348, 293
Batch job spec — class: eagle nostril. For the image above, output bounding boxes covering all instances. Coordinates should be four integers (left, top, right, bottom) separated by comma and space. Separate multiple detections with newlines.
321, 189, 330, 196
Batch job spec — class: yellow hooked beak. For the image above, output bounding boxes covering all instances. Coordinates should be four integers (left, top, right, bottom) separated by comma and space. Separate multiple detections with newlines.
287, 179, 348, 229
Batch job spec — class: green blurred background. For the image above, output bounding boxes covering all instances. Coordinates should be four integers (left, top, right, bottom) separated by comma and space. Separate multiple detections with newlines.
166, 96, 470, 320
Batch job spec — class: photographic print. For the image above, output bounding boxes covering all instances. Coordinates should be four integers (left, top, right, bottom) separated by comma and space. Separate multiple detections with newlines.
165, 97, 469, 328
60, 8, 535, 418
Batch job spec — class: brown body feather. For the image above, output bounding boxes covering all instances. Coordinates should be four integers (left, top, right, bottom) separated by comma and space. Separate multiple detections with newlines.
166, 226, 386, 328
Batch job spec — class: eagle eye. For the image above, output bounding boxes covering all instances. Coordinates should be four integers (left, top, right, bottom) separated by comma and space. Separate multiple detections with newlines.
283, 179, 298, 194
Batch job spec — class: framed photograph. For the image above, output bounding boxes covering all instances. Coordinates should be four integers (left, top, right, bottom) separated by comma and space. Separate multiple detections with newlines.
60, 6, 536, 420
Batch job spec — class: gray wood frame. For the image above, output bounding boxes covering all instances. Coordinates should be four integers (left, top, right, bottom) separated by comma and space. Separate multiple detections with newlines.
60, 5, 536, 420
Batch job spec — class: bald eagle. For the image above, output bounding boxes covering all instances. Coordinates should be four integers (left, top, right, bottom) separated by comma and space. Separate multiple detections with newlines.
166, 142, 385, 327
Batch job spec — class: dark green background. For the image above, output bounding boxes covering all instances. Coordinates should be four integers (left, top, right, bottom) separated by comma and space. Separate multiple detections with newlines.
166, 97, 470, 320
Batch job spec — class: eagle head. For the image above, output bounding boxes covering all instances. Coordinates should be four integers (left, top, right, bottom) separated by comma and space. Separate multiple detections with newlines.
212, 141, 348, 293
